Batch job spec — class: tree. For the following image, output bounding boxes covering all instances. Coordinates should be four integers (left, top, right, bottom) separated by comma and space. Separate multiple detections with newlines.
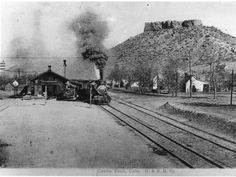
120, 66, 129, 82
162, 57, 181, 97
108, 63, 134, 89
132, 61, 154, 93
200, 37, 227, 99
107, 64, 122, 87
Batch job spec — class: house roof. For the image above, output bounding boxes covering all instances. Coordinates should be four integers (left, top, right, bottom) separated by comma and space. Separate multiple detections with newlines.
31, 69, 68, 83
187, 76, 209, 84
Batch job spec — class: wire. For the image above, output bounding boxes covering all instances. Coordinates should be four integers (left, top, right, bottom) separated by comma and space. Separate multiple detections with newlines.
0, 56, 80, 59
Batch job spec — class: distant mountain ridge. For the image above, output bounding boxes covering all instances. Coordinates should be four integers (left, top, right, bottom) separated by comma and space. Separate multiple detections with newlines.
105, 19, 236, 78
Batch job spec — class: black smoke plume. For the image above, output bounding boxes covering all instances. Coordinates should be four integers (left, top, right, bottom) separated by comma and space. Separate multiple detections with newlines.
70, 11, 109, 80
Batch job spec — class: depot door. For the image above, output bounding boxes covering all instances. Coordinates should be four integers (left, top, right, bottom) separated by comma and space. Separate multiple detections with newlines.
47, 85, 57, 97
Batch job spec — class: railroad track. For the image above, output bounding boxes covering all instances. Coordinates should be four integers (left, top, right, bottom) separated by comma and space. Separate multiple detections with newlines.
112, 98, 236, 147
99, 99, 236, 168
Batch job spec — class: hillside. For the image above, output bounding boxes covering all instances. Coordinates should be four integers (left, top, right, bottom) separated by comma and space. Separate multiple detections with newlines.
105, 20, 236, 79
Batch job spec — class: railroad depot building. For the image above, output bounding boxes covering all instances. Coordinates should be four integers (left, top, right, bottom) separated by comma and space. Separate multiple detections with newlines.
23, 58, 100, 97
28, 65, 68, 97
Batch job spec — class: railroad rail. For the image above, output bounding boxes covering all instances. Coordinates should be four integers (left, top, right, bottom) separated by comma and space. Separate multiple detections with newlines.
99, 99, 236, 168
112, 98, 236, 147
99, 105, 196, 168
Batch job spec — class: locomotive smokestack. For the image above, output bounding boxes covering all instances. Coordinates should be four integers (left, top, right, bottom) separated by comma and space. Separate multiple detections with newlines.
63, 60, 67, 78
48, 65, 51, 71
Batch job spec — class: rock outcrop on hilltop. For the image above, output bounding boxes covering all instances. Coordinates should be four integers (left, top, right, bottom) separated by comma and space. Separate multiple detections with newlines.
144, 20, 202, 31
105, 20, 236, 78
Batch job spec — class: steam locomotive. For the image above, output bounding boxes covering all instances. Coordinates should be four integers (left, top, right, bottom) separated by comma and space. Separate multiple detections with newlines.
57, 80, 111, 104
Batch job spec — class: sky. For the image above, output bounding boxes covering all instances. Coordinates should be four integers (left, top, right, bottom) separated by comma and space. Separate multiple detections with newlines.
1, 1, 236, 61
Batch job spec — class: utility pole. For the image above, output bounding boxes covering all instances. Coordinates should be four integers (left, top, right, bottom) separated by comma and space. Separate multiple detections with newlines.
230, 70, 234, 106
63, 60, 67, 78
188, 50, 192, 98
45, 85, 47, 105
175, 69, 178, 97
89, 81, 92, 105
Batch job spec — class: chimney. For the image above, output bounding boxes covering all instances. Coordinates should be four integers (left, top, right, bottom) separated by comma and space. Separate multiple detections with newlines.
48, 65, 51, 71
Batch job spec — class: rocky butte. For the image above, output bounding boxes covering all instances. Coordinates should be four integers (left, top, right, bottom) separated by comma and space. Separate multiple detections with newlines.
105, 19, 236, 79
144, 20, 202, 32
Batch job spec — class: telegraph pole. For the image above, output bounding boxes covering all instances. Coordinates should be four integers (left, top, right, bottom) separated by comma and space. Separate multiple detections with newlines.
45, 85, 47, 105
188, 50, 192, 98
89, 81, 92, 105
175, 68, 178, 97
63, 60, 67, 78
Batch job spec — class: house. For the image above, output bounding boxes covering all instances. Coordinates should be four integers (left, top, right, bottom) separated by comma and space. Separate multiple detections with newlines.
26, 66, 68, 97
131, 82, 139, 91
186, 77, 209, 93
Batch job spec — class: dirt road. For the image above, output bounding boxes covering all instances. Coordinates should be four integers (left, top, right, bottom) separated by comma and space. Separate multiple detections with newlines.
0, 99, 181, 168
